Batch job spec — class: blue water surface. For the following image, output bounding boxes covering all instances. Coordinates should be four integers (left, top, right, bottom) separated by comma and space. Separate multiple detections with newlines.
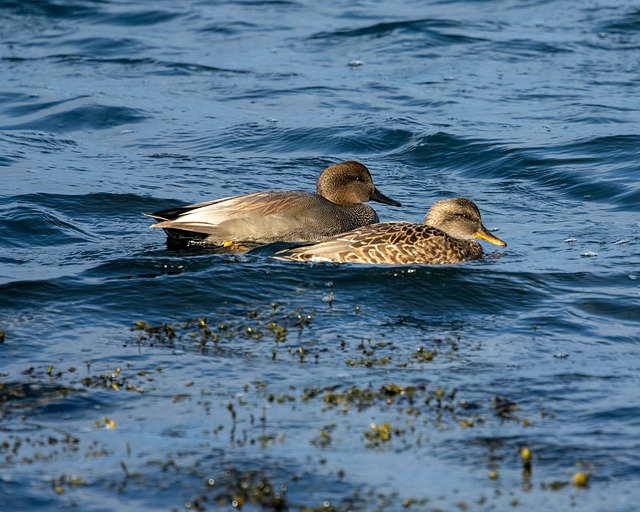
1, 0, 639, 510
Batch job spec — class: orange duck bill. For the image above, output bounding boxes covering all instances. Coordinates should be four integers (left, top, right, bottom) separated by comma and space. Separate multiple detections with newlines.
474, 225, 507, 247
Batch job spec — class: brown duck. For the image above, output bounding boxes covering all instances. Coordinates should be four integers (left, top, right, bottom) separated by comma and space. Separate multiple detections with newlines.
276, 197, 506, 265
144, 161, 400, 246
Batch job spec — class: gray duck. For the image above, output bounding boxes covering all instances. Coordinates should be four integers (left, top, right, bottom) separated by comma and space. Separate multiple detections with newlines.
144, 161, 400, 247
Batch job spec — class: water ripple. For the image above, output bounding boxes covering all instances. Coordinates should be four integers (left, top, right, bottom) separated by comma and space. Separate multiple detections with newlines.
389, 132, 640, 210
2, 103, 148, 133
309, 18, 487, 46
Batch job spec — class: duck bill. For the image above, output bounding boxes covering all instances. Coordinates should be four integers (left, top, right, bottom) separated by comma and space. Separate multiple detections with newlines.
474, 226, 507, 247
370, 188, 402, 207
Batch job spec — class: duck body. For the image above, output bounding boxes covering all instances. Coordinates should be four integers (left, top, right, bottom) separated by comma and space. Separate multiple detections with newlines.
278, 222, 485, 264
276, 197, 506, 265
144, 161, 400, 246
146, 190, 383, 245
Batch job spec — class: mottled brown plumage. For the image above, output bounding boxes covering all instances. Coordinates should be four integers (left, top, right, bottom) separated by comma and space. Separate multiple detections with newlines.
143, 161, 400, 246
276, 197, 506, 265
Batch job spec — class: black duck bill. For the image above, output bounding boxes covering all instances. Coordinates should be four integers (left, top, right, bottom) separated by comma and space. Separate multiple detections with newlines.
370, 188, 402, 207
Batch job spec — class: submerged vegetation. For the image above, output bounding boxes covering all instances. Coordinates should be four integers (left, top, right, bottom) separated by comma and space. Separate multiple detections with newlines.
0, 302, 595, 511
130, 303, 315, 356
128, 303, 472, 370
